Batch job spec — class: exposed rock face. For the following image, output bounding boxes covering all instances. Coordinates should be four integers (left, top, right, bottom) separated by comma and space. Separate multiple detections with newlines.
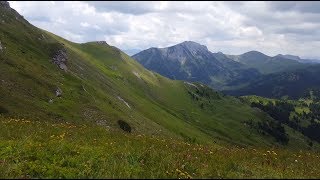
55, 87, 62, 97
52, 49, 68, 71
0, 1, 10, 8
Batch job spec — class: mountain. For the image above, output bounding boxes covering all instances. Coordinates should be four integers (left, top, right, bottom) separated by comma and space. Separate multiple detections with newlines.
132, 41, 261, 90
225, 64, 320, 99
277, 54, 301, 61
226, 51, 309, 74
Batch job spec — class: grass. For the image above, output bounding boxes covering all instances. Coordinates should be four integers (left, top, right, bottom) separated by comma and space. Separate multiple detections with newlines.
0, 116, 320, 179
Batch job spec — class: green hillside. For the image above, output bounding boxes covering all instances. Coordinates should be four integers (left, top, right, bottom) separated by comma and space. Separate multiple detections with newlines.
241, 95, 320, 146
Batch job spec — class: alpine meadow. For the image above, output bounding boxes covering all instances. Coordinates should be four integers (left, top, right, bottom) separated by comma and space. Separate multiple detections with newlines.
1, 1, 320, 179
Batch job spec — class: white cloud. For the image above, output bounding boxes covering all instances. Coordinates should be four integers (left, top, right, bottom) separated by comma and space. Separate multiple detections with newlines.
8, 1, 320, 59
80, 22, 90, 27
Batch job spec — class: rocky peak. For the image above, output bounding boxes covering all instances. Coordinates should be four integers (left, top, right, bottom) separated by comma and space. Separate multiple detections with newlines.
178, 41, 209, 52
95, 41, 108, 45
0, 1, 10, 8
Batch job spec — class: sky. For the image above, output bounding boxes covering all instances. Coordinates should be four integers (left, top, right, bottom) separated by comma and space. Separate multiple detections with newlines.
8, 1, 320, 59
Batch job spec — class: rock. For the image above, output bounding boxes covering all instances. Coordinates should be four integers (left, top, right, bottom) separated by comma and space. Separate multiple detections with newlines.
55, 87, 62, 97
0, 1, 10, 8
52, 49, 68, 71
117, 96, 131, 109
49, 99, 53, 103
95, 41, 108, 45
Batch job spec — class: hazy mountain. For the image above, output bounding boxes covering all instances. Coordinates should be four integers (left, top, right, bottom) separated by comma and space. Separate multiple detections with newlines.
226, 51, 309, 74
276, 54, 320, 64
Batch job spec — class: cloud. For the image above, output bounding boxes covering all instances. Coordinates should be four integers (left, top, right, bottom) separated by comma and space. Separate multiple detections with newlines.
268, 2, 320, 14
8, 1, 320, 59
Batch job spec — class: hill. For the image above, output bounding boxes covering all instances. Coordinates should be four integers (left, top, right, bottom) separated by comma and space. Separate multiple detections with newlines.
240, 95, 320, 145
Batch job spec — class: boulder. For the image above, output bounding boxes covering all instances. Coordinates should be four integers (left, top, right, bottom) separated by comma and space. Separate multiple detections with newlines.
52, 49, 68, 71
55, 87, 62, 97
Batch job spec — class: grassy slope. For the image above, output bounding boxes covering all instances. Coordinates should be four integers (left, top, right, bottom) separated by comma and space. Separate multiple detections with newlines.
0, 116, 319, 179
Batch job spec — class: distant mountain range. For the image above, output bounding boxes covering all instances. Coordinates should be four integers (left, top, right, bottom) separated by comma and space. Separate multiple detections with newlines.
132, 41, 319, 91
132, 41, 261, 90
226, 51, 310, 74
132, 41, 320, 98
276, 54, 320, 64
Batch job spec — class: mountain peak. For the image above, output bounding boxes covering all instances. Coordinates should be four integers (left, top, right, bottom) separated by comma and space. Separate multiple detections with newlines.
0, 1, 10, 8
244, 50, 266, 56
176, 41, 209, 52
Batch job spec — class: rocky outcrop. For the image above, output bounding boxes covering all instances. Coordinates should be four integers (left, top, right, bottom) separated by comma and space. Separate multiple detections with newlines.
52, 49, 68, 71
0, 1, 10, 8
95, 41, 108, 45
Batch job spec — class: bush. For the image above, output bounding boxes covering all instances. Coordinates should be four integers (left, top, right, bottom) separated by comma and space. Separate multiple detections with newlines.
0, 105, 8, 114
117, 120, 131, 133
